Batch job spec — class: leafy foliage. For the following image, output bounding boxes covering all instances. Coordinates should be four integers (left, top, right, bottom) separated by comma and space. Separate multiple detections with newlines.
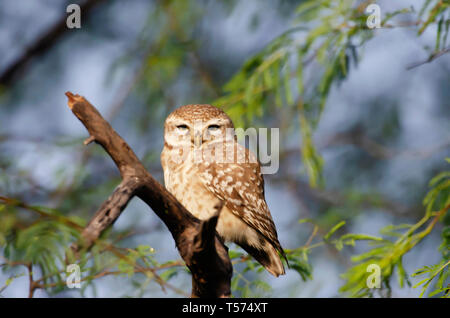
338, 159, 450, 297
418, 0, 450, 52
412, 260, 449, 297
214, 0, 417, 187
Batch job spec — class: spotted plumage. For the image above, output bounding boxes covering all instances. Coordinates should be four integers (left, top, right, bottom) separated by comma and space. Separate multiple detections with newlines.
161, 104, 286, 276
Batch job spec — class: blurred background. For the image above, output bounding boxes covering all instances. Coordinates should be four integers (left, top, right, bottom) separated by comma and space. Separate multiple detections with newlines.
0, 0, 449, 298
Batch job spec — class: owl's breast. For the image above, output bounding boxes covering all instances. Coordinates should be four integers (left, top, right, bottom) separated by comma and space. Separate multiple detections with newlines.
163, 154, 220, 220
161, 146, 259, 246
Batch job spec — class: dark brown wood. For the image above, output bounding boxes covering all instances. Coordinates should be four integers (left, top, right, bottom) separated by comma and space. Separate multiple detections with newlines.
76, 178, 140, 249
65, 92, 232, 298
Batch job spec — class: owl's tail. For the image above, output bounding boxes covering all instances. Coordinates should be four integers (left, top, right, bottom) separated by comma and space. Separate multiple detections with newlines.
240, 241, 286, 277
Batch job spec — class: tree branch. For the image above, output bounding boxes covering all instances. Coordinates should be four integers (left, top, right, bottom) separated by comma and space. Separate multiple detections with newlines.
406, 47, 450, 70
65, 92, 232, 298
27, 263, 35, 298
74, 178, 140, 250
0, 0, 107, 86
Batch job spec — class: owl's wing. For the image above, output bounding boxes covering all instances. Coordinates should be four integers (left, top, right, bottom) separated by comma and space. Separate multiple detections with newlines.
198, 141, 284, 254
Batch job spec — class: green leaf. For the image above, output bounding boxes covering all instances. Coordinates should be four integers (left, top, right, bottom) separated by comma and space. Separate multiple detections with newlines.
295, 1, 322, 22
436, 16, 444, 51
429, 171, 450, 186
228, 250, 244, 259
419, 0, 434, 19
428, 288, 444, 297
419, 2, 443, 35
324, 221, 346, 241
297, 54, 304, 96
283, 62, 294, 105
298, 218, 315, 224
396, 258, 409, 288
160, 268, 178, 282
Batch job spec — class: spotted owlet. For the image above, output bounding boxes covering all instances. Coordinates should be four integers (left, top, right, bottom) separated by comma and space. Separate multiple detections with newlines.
161, 104, 286, 276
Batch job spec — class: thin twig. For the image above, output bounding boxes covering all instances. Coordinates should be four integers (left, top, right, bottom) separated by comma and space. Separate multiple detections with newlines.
407, 47, 450, 70
27, 263, 34, 298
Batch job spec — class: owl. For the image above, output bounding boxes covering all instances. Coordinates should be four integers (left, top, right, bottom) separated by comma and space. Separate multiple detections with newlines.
161, 104, 286, 277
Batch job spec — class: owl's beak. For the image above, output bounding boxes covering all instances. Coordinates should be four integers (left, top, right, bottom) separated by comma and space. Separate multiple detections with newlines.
193, 132, 202, 147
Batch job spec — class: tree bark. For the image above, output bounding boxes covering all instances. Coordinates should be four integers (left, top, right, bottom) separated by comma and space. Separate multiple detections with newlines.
65, 92, 232, 298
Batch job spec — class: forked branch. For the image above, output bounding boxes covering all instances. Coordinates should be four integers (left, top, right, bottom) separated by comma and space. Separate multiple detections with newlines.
65, 92, 232, 298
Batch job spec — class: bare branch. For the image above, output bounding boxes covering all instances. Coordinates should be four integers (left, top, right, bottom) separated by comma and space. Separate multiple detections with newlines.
407, 47, 450, 70
74, 178, 140, 251
27, 263, 35, 298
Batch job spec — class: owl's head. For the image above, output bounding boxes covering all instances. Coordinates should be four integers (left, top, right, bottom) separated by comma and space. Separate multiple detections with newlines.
163, 104, 235, 148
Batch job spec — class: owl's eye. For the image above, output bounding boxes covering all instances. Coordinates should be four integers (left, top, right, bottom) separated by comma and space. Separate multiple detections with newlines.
208, 124, 220, 131
176, 124, 189, 130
